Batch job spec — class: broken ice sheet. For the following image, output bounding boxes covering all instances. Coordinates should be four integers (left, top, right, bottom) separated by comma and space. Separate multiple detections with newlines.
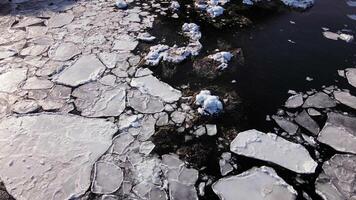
315, 154, 356, 200
230, 130, 317, 173
0, 113, 117, 200
213, 166, 297, 200
318, 112, 356, 154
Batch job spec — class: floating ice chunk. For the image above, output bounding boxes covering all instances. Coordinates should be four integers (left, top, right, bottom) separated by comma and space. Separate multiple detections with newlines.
345, 68, 356, 88
285, 94, 303, 108
318, 112, 356, 154
72, 82, 126, 117
219, 152, 233, 176
315, 154, 356, 200
0, 113, 117, 200
139, 141, 156, 155
53, 55, 105, 87
206, 124, 217, 136
323, 31, 354, 43
128, 90, 164, 114
91, 162, 124, 194
334, 91, 356, 110
131, 75, 182, 103
295, 110, 320, 135
302, 92, 336, 108
113, 34, 138, 51
347, 0, 356, 6
230, 130, 318, 173
348, 14, 356, 20
213, 166, 297, 200
115, 0, 128, 9
194, 125, 206, 136
195, 90, 223, 115
272, 115, 299, 134
171, 111, 186, 124
169, 181, 198, 200
112, 133, 135, 155
50, 42, 80, 61
281, 0, 314, 9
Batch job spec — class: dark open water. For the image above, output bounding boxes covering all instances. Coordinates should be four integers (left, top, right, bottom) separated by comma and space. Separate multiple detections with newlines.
144, 0, 356, 199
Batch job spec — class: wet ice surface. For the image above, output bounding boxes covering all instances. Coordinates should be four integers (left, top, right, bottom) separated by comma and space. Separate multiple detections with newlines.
0, 0, 356, 199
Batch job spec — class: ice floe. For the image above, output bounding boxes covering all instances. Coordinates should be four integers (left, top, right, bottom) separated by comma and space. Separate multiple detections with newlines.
213, 166, 297, 200
0, 113, 118, 200
230, 130, 318, 173
318, 112, 356, 154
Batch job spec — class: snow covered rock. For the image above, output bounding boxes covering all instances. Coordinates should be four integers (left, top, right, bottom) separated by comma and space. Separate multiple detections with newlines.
0, 113, 118, 200
230, 130, 318, 173
316, 154, 356, 200
212, 166, 297, 200
318, 112, 356, 154
195, 90, 223, 115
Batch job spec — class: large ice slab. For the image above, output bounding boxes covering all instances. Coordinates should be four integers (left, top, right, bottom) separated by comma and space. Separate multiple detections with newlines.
212, 166, 297, 200
318, 112, 356, 153
0, 113, 118, 200
54, 55, 105, 87
131, 75, 181, 103
230, 130, 317, 173
316, 154, 356, 200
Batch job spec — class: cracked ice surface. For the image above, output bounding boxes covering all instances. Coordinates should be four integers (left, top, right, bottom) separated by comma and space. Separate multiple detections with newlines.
213, 166, 297, 200
0, 113, 118, 200
230, 129, 318, 173
316, 154, 356, 200
318, 112, 356, 154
